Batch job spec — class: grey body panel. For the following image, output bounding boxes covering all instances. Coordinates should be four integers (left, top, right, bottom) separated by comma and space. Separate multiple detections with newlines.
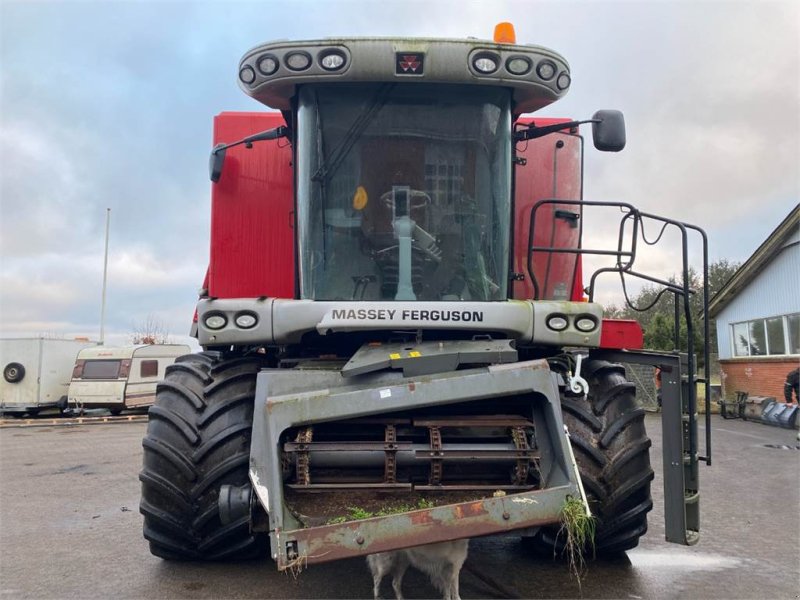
341, 339, 518, 377
196, 298, 603, 348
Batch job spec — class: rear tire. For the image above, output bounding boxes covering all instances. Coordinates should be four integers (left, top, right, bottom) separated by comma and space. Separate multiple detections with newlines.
139, 351, 268, 560
525, 359, 654, 557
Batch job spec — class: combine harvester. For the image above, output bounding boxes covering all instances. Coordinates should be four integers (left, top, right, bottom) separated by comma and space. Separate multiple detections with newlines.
140, 23, 711, 569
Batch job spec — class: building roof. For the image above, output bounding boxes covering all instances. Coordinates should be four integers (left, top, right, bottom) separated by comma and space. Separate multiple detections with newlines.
708, 203, 800, 317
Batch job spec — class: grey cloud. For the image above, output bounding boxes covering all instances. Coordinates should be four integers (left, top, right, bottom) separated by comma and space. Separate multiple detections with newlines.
1, 0, 797, 339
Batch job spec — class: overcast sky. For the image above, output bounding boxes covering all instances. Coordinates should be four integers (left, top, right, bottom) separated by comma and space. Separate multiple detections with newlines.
1, 0, 798, 347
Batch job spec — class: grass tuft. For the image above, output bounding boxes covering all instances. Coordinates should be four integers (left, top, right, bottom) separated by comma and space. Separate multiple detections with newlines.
325, 498, 436, 525
557, 495, 596, 594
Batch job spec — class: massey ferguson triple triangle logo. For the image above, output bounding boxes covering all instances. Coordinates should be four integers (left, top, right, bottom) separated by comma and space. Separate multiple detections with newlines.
396, 52, 424, 75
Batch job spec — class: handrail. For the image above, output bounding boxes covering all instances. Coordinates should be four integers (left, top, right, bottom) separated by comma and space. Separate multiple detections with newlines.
527, 199, 711, 465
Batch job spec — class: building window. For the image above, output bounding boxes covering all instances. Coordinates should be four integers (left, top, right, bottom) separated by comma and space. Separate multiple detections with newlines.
789, 314, 800, 354
766, 317, 785, 355
731, 313, 800, 357
140, 360, 159, 378
732, 322, 750, 356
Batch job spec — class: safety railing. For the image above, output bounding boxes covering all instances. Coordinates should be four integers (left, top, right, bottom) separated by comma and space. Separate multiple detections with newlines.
526, 199, 711, 466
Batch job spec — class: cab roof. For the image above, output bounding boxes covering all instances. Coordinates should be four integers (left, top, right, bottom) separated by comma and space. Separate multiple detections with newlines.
238, 36, 571, 115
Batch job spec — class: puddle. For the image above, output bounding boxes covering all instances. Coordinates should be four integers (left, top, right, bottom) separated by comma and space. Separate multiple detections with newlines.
627, 550, 741, 572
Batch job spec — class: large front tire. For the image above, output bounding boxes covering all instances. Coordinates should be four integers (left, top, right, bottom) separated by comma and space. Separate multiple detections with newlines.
527, 359, 654, 556
139, 352, 267, 560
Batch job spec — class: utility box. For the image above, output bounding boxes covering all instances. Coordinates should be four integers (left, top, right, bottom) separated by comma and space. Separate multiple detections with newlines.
1, 338, 97, 415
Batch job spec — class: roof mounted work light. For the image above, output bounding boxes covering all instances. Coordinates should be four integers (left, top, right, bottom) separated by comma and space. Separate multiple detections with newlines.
472, 53, 499, 74
319, 50, 347, 71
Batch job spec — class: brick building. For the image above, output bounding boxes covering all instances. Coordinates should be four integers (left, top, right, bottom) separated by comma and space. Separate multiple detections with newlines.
709, 205, 799, 401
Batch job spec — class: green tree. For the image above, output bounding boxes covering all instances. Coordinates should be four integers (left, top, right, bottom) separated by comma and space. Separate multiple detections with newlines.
607, 259, 740, 367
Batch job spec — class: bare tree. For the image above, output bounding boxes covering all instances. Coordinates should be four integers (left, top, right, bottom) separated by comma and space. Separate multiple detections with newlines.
38, 331, 68, 340
130, 315, 171, 345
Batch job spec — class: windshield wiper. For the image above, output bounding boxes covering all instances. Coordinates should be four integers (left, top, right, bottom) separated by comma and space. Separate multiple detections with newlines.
311, 83, 395, 183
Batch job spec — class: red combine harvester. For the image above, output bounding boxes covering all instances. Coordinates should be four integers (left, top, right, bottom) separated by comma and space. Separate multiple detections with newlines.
140, 23, 711, 570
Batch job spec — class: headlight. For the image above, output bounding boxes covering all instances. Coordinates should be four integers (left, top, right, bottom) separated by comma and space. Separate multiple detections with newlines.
472, 53, 499, 74
536, 60, 556, 80
575, 316, 598, 332
319, 50, 346, 71
234, 312, 258, 329
239, 66, 256, 84
285, 51, 312, 71
257, 54, 279, 76
204, 313, 227, 330
557, 72, 571, 90
547, 315, 569, 331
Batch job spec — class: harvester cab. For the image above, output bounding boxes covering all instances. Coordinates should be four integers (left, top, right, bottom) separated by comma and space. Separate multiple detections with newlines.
141, 23, 711, 571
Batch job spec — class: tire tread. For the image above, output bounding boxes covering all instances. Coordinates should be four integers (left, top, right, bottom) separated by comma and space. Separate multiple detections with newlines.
140, 352, 268, 561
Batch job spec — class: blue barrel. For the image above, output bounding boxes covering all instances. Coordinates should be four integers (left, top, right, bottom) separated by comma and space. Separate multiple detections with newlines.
777, 404, 798, 429
760, 401, 780, 423
767, 403, 788, 426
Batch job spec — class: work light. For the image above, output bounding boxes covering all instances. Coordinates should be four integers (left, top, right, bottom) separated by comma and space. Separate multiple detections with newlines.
320, 50, 346, 71
285, 51, 312, 71
506, 56, 532, 75
257, 55, 279, 76
536, 61, 556, 80
472, 54, 499, 74
239, 66, 256, 84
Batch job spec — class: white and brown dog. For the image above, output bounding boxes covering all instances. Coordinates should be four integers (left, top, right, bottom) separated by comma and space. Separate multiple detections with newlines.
366, 539, 469, 600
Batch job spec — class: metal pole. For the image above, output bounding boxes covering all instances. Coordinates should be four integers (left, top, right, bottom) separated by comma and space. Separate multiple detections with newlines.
99, 208, 110, 345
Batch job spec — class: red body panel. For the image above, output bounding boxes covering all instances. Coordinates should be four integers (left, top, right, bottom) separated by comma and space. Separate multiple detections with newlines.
209, 112, 294, 298
599, 319, 644, 350
208, 113, 584, 303
511, 118, 583, 301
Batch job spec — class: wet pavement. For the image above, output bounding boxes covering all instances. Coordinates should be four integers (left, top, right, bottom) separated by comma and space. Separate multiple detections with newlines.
0, 414, 798, 599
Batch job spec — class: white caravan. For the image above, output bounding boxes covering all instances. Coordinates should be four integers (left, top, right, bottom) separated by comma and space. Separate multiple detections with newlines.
68, 344, 190, 413
1, 338, 97, 415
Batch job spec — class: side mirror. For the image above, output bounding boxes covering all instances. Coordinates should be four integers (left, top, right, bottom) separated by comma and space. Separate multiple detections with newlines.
209, 144, 226, 183
592, 110, 626, 152
208, 126, 288, 183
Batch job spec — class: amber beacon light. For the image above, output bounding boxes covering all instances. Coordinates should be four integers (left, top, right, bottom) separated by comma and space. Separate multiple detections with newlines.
493, 22, 517, 44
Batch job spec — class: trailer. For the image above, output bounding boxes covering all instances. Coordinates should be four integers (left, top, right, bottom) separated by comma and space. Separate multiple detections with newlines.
69, 344, 190, 414
1, 337, 97, 415
140, 22, 711, 570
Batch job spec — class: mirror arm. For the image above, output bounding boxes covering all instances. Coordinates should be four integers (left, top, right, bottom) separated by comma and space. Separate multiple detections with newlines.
514, 119, 598, 142
213, 126, 289, 155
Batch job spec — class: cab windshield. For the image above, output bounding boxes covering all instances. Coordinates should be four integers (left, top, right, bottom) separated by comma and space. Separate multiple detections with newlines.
296, 83, 512, 301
